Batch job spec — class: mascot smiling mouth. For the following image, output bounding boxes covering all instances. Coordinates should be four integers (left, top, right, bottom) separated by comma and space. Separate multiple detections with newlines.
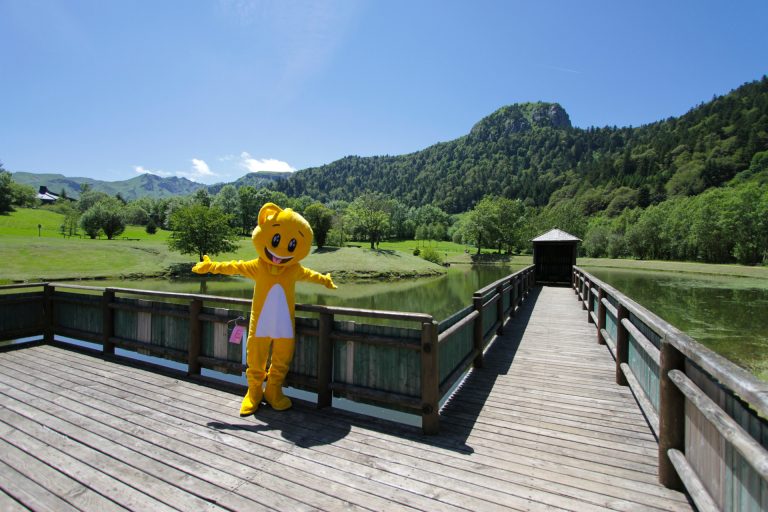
264, 247, 294, 265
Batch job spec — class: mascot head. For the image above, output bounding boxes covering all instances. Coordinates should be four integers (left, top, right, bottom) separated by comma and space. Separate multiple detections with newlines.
252, 203, 313, 267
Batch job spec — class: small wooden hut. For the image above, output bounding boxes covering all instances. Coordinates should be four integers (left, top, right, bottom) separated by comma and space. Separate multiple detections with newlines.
531, 228, 581, 284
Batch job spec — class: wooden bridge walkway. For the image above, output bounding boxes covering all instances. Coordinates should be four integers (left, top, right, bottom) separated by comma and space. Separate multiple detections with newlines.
0, 286, 692, 511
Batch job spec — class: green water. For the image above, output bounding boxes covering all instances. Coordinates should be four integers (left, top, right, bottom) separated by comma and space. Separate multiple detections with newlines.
584, 267, 768, 381
79, 265, 526, 324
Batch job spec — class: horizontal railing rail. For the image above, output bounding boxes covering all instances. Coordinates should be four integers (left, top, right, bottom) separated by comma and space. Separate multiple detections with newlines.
437, 265, 536, 398
0, 265, 535, 435
573, 266, 768, 511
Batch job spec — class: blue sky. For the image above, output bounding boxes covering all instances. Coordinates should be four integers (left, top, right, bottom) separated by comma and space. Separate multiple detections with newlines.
1, 0, 766, 185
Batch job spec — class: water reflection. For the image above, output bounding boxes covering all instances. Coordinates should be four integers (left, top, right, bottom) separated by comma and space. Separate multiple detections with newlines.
584, 267, 768, 381
76, 265, 525, 323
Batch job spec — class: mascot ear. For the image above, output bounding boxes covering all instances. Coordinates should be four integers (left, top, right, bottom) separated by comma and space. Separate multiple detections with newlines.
258, 203, 282, 226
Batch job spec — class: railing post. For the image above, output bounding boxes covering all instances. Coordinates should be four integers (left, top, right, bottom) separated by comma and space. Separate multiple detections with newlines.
420, 319, 439, 435
511, 276, 518, 317
472, 294, 484, 368
615, 304, 629, 386
102, 289, 115, 355
597, 288, 606, 345
582, 279, 589, 310
43, 284, 54, 343
188, 298, 203, 376
317, 311, 333, 408
496, 283, 504, 335
658, 336, 685, 490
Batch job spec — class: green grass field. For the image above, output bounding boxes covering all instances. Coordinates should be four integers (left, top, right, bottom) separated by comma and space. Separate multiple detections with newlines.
579, 257, 768, 280
0, 208, 446, 282
2, 207, 766, 283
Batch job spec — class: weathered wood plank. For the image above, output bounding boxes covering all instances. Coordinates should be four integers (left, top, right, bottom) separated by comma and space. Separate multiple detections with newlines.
0, 437, 126, 512
43, 358, 672, 512
10, 350, 576, 510
0, 458, 80, 512
39, 288, 688, 508
1, 350, 468, 510
0, 487, 30, 512
0, 359, 400, 512
0, 283, 692, 512
0, 416, 178, 512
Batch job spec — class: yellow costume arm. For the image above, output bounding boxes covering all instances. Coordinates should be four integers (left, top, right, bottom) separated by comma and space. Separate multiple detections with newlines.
192, 255, 258, 277
298, 265, 337, 289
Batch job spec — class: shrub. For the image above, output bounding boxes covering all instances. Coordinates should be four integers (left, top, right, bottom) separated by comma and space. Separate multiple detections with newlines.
420, 247, 443, 265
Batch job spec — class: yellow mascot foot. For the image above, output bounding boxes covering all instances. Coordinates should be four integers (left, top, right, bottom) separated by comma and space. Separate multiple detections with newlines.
239, 386, 263, 417
264, 384, 292, 411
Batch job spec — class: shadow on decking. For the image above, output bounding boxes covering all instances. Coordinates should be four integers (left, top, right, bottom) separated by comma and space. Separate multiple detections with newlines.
201, 289, 542, 454
183, 287, 540, 454
201, 287, 539, 454
435, 286, 540, 449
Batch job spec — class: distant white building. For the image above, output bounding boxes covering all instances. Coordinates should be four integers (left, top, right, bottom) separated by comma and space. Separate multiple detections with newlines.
36, 186, 62, 204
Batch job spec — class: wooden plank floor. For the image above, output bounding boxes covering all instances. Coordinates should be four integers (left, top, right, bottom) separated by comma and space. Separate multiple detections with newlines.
0, 286, 693, 511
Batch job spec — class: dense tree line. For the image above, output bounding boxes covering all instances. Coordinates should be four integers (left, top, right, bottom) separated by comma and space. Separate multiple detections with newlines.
0, 166, 38, 213
276, 77, 768, 216
582, 181, 768, 265
4, 77, 768, 265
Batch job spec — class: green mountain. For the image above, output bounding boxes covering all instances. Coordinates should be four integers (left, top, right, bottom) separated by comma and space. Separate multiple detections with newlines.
208, 171, 288, 194
277, 77, 768, 214
11, 77, 767, 215
11, 172, 206, 200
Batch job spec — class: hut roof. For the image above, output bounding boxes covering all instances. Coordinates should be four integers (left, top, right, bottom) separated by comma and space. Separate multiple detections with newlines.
531, 228, 582, 243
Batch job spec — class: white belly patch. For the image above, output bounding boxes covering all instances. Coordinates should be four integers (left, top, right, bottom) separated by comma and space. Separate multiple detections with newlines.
255, 284, 293, 338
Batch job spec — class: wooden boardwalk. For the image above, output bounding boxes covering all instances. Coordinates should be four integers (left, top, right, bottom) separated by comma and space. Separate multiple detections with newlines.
0, 286, 693, 511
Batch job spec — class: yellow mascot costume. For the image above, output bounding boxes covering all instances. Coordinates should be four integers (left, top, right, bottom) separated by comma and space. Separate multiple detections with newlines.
192, 202, 336, 416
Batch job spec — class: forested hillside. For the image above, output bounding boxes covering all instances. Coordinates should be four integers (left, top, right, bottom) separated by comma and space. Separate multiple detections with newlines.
6, 77, 767, 266
278, 77, 768, 214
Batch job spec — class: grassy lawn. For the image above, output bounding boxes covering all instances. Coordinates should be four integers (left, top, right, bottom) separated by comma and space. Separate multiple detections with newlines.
579, 257, 768, 280
376, 239, 534, 265
3, 208, 766, 282
1, 207, 71, 237
0, 209, 445, 282
303, 247, 446, 280
0, 207, 172, 241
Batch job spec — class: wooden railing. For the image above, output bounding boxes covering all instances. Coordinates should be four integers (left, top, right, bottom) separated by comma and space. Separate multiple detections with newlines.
573, 266, 768, 512
0, 265, 534, 435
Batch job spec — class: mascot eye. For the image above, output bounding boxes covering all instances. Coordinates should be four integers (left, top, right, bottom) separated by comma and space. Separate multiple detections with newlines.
288, 238, 297, 252
271, 234, 281, 248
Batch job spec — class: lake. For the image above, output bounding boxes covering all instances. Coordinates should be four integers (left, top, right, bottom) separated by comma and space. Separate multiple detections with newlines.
81, 264, 528, 323
583, 267, 768, 381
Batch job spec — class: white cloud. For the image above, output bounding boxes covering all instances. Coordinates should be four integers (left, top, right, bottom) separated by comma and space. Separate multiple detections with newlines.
239, 152, 296, 173
134, 165, 172, 177
134, 159, 223, 184
191, 158, 215, 177
175, 158, 221, 183
539, 63, 582, 75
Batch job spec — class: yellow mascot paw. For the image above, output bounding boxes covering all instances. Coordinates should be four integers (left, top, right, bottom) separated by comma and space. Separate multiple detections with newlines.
325, 273, 337, 289
192, 255, 212, 274
265, 384, 292, 411
239, 385, 263, 417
